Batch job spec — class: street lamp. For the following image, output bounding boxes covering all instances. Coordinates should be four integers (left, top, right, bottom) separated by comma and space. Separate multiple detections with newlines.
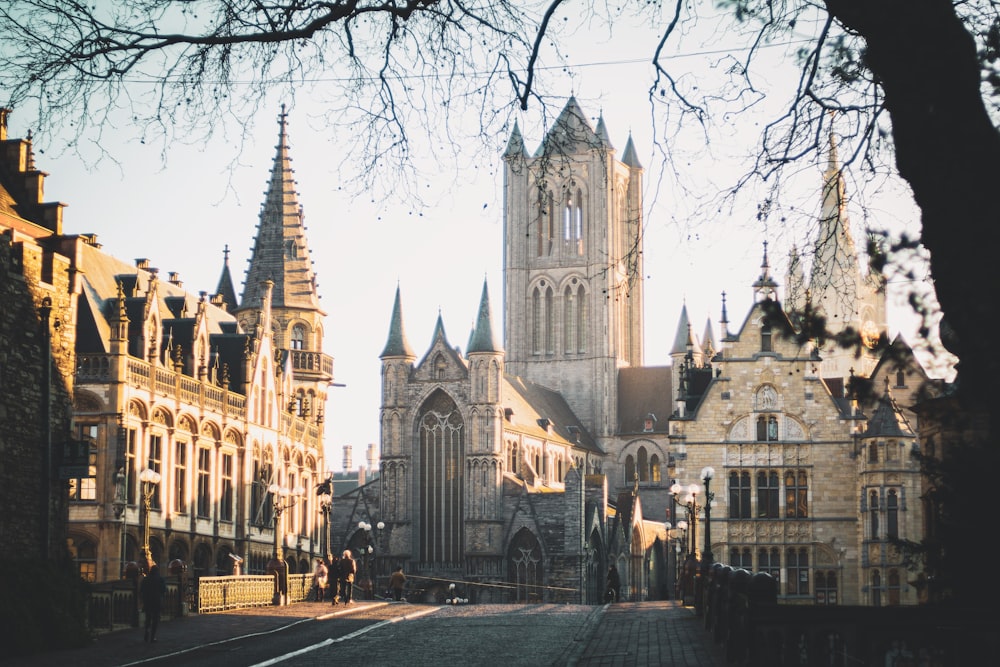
112, 468, 127, 577
138, 468, 161, 569
700, 466, 715, 571
358, 520, 384, 599
318, 492, 333, 559
268, 484, 305, 605
670, 481, 702, 606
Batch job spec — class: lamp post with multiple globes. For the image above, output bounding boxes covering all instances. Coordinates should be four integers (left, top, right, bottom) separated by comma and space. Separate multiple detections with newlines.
358, 520, 384, 599
267, 483, 305, 605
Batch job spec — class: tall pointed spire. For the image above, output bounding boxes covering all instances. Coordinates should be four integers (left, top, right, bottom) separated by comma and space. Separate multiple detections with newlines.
380, 285, 415, 359
239, 105, 321, 313
467, 279, 501, 353
214, 245, 239, 312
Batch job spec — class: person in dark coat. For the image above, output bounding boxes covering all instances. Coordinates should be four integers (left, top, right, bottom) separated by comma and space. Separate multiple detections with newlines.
388, 565, 407, 602
336, 549, 357, 604
140, 564, 167, 642
606, 564, 621, 603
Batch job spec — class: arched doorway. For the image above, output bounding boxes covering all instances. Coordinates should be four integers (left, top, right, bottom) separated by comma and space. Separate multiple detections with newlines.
507, 528, 543, 603
192, 543, 213, 579
586, 528, 605, 604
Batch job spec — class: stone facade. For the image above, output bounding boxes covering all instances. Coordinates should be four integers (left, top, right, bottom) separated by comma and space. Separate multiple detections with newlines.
357, 97, 931, 607
0, 108, 332, 582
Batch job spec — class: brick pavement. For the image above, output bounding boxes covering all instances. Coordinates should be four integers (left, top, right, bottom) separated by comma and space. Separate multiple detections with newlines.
9, 600, 728, 667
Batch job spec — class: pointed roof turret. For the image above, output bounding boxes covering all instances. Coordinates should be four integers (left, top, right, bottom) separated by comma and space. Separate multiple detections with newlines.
862, 380, 916, 439
380, 285, 415, 359
504, 120, 527, 159
534, 96, 604, 157
752, 241, 779, 301
214, 245, 239, 312
594, 112, 614, 149
671, 303, 696, 356
621, 133, 642, 169
239, 105, 322, 313
701, 318, 717, 359
785, 244, 806, 314
720, 291, 732, 340
467, 279, 502, 353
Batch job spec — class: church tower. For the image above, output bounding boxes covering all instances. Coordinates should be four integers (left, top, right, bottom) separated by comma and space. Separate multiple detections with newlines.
803, 132, 887, 389
234, 106, 333, 424
503, 98, 644, 438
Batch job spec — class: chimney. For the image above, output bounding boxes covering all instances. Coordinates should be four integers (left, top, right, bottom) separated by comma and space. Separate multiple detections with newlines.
168, 272, 182, 286
0, 108, 8, 141
367, 443, 377, 472
343, 445, 353, 471
135, 258, 150, 270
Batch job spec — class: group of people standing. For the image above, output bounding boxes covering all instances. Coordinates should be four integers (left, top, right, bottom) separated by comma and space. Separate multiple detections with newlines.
312, 552, 408, 604
312, 550, 358, 604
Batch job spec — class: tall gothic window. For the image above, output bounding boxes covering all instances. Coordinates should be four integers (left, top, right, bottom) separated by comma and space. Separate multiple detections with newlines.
786, 547, 809, 595
508, 528, 543, 603
761, 323, 772, 352
729, 471, 751, 519
220, 452, 234, 522
563, 285, 575, 355
174, 441, 187, 514
784, 470, 808, 518
544, 286, 554, 354
887, 489, 899, 539
729, 547, 752, 569
649, 454, 661, 482
870, 490, 880, 539
197, 447, 211, 518
624, 455, 636, 486
757, 470, 779, 518
888, 570, 901, 606
148, 434, 162, 510
758, 547, 780, 580
418, 391, 464, 566
575, 284, 587, 353
637, 447, 649, 482
531, 287, 542, 355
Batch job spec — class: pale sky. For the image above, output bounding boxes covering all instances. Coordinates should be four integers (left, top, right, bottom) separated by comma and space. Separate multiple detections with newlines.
7, 9, 950, 471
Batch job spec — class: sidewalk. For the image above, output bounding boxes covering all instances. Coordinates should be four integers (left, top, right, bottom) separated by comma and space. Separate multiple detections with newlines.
569, 601, 729, 667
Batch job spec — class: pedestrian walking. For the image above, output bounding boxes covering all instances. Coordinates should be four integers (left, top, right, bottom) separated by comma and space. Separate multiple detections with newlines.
312, 558, 329, 602
605, 564, 621, 603
388, 565, 407, 602
336, 549, 357, 604
140, 564, 167, 642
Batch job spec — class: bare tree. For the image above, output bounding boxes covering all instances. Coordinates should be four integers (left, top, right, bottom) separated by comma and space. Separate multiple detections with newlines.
3, 0, 998, 602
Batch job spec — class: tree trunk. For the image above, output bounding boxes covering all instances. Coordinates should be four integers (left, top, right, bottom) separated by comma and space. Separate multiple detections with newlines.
827, 0, 1000, 411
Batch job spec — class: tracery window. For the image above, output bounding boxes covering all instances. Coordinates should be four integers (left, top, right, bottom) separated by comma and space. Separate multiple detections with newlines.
418, 391, 464, 565
887, 489, 899, 539
786, 547, 809, 595
757, 470, 780, 518
784, 470, 808, 518
729, 471, 751, 519
816, 571, 838, 605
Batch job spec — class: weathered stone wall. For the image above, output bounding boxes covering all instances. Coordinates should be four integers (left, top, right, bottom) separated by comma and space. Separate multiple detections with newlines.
0, 228, 76, 561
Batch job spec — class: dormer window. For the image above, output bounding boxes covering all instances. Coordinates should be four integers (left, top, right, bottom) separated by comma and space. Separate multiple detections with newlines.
761, 323, 773, 352
643, 413, 656, 433
537, 418, 553, 433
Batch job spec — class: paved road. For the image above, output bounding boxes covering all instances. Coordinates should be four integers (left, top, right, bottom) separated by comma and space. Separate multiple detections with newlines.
10, 600, 727, 667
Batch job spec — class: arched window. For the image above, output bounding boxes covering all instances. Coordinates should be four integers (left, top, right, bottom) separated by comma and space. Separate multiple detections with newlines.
872, 570, 882, 607
637, 447, 648, 482
756, 416, 768, 442
767, 416, 778, 441
870, 490, 880, 539
576, 284, 587, 353
895, 369, 905, 387
649, 454, 661, 482
434, 354, 447, 380
418, 391, 464, 565
729, 547, 752, 569
532, 287, 542, 355
544, 286, 554, 354
624, 455, 636, 486
563, 285, 575, 355
291, 325, 305, 350
758, 547, 780, 580
887, 489, 899, 539
869, 442, 879, 463
510, 442, 519, 475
